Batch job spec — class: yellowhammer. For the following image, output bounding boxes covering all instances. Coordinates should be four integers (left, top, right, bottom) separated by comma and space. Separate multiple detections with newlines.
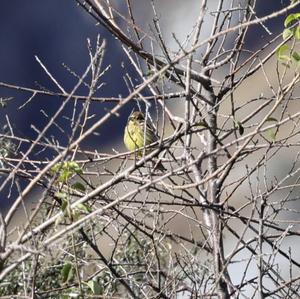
124, 111, 165, 170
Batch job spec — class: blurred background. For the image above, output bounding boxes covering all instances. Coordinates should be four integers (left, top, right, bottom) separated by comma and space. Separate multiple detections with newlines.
0, 0, 291, 210
1, 1, 299, 297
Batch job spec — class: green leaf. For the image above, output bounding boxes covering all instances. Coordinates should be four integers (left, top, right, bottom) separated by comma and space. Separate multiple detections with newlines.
51, 161, 83, 183
266, 117, 278, 122
236, 121, 244, 136
145, 70, 155, 77
282, 28, 293, 40
59, 170, 72, 183
72, 182, 86, 192
76, 203, 92, 214
61, 262, 74, 283
61, 198, 69, 212
50, 162, 62, 174
67, 161, 83, 175
294, 27, 300, 39
292, 51, 300, 63
195, 121, 208, 128
276, 44, 288, 57
86, 280, 102, 295
54, 192, 68, 206
267, 128, 276, 142
54, 191, 68, 199
276, 44, 291, 62
284, 13, 300, 27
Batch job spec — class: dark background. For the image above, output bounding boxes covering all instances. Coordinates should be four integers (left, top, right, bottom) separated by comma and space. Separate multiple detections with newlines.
0, 1, 134, 210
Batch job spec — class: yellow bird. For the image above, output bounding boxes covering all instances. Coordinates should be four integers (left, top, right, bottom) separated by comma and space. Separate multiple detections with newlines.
124, 111, 165, 170
124, 111, 159, 155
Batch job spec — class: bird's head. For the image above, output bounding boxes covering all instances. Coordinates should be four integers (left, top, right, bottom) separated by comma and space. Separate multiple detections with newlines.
128, 111, 145, 124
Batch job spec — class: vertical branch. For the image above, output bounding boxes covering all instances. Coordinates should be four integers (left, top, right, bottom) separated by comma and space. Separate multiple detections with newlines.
205, 88, 231, 298
258, 194, 266, 298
